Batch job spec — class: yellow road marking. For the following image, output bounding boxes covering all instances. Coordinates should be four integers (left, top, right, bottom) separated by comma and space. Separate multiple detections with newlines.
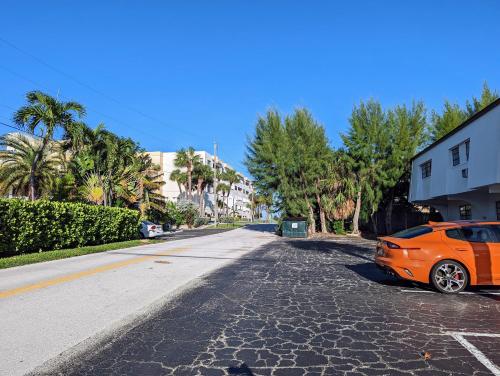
0, 247, 187, 299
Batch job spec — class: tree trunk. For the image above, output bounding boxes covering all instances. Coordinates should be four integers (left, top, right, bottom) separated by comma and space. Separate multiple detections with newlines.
352, 189, 362, 235
200, 191, 205, 217
303, 190, 316, 236
28, 166, 36, 201
315, 192, 327, 233
29, 146, 44, 200
314, 179, 327, 233
197, 178, 203, 216
319, 209, 327, 233
187, 165, 192, 200
385, 190, 394, 235
307, 202, 316, 236
232, 200, 235, 222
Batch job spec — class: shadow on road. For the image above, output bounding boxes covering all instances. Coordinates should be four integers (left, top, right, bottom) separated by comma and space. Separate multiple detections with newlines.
347, 262, 500, 300
242, 224, 277, 233
345, 262, 421, 288
286, 240, 374, 262
228, 363, 254, 375
111, 252, 275, 263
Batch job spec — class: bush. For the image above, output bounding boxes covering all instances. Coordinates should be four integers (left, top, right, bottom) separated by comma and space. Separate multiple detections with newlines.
164, 201, 184, 227
0, 199, 141, 255
332, 220, 346, 235
177, 200, 199, 229
219, 216, 234, 224
194, 217, 210, 228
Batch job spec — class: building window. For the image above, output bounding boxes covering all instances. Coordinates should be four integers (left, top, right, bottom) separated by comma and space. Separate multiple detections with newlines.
421, 160, 432, 178
465, 139, 470, 161
451, 146, 460, 166
459, 204, 472, 220
497, 201, 500, 220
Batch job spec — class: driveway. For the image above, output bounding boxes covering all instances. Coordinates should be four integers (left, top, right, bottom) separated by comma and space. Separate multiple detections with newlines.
38, 236, 500, 376
0, 225, 277, 376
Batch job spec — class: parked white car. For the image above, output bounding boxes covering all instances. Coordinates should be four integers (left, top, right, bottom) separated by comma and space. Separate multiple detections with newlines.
139, 221, 164, 238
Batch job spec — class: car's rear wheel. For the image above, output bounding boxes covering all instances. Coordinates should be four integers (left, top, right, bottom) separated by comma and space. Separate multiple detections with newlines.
431, 260, 468, 294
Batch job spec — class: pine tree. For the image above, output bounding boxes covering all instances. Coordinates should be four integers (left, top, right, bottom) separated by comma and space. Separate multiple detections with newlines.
429, 82, 499, 142
429, 101, 467, 142
342, 100, 389, 235
465, 82, 499, 116
383, 102, 427, 234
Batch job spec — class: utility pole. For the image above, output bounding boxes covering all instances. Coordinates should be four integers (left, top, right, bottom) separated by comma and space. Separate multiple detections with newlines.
213, 141, 218, 227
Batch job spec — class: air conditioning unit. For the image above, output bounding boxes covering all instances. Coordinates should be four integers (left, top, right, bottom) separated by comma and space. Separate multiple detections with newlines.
462, 168, 468, 178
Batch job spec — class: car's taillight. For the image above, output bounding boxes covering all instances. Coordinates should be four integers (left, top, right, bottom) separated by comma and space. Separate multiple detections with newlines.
385, 241, 401, 249
149, 225, 156, 230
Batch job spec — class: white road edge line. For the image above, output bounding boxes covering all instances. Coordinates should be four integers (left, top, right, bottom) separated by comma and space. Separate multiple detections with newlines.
444, 331, 500, 376
400, 289, 500, 295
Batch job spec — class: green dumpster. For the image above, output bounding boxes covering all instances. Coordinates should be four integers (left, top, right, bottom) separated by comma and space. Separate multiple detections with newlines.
282, 217, 307, 238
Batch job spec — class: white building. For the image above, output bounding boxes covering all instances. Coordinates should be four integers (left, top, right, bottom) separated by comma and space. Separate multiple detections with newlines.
147, 150, 254, 219
409, 98, 500, 221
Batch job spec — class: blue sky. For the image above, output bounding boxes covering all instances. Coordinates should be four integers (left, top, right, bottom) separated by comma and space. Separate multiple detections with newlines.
1, 1, 499, 174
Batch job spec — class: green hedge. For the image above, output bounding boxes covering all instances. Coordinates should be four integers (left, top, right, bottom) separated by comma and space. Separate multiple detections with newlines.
0, 199, 141, 255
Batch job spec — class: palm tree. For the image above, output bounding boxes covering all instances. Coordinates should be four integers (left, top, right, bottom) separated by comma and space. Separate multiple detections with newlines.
80, 173, 105, 205
322, 151, 356, 232
136, 163, 166, 218
125, 156, 166, 218
173, 147, 200, 201
216, 183, 230, 215
13, 91, 85, 200
63, 121, 93, 153
192, 162, 213, 216
255, 193, 273, 223
0, 134, 60, 198
170, 168, 188, 197
222, 168, 241, 216
67, 124, 143, 207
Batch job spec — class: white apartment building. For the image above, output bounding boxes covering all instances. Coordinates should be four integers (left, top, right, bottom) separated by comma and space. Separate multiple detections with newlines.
409, 98, 500, 221
147, 150, 254, 219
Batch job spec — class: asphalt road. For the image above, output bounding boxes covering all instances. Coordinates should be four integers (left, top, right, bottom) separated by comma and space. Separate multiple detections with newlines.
0, 225, 277, 376
159, 228, 236, 241
38, 236, 500, 376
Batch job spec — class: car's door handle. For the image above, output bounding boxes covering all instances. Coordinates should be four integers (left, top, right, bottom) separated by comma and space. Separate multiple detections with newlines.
455, 248, 469, 252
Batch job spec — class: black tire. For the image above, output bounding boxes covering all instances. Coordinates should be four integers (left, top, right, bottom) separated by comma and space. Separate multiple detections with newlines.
430, 260, 468, 294
139, 232, 145, 239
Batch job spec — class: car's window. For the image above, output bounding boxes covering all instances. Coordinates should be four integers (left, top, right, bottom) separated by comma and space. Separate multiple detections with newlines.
445, 228, 464, 240
391, 226, 433, 239
448, 226, 497, 243
142, 221, 154, 225
484, 225, 500, 243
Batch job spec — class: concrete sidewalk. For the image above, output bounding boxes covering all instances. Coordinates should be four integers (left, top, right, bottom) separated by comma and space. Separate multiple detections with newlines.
0, 224, 277, 376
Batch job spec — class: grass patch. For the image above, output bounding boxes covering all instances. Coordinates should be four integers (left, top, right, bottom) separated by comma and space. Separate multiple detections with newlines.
0, 239, 164, 270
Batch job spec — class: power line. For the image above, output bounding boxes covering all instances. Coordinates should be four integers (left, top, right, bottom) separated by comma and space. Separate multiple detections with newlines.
0, 65, 231, 167
0, 64, 174, 145
0, 121, 40, 139
0, 36, 203, 140
0, 37, 242, 172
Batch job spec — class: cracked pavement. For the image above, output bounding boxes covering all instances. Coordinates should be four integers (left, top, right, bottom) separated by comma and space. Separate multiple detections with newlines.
43, 235, 500, 376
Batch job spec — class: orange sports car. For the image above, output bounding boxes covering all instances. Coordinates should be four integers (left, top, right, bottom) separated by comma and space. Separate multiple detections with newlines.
375, 221, 500, 293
